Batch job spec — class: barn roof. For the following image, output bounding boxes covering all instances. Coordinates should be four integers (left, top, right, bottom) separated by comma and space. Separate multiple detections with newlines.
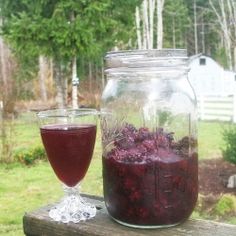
189, 53, 226, 70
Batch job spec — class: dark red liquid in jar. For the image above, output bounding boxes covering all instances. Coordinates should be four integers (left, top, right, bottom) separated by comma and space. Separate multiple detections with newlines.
40, 124, 97, 187
102, 124, 198, 226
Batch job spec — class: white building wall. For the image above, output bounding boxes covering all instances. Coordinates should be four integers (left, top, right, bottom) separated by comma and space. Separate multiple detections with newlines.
188, 55, 227, 95
223, 70, 236, 95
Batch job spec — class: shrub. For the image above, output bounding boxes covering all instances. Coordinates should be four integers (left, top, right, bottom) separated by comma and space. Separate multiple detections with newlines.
222, 125, 236, 164
214, 194, 236, 216
14, 146, 46, 165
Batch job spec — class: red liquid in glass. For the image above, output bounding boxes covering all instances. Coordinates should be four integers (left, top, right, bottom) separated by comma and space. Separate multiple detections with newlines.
40, 124, 97, 187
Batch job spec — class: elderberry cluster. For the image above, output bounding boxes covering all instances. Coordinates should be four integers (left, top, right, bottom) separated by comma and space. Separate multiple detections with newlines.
109, 123, 195, 163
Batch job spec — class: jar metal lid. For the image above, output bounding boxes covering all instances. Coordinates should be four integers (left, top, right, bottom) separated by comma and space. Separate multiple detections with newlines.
105, 49, 188, 69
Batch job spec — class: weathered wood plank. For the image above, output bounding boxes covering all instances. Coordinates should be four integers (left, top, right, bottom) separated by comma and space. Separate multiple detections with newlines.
23, 194, 236, 236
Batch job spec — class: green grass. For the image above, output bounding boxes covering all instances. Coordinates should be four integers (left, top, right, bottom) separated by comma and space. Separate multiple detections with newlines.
0, 162, 60, 235
13, 112, 42, 151
198, 121, 227, 159
0, 119, 233, 235
0, 159, 102, 236
0, 112, 103, 235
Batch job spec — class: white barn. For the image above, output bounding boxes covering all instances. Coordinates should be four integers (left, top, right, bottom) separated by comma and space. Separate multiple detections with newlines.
188, 55, 236, 96
188, 55, 236, 122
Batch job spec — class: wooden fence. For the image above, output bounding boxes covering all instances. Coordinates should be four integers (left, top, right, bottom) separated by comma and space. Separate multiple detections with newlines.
197, 95, 236, 122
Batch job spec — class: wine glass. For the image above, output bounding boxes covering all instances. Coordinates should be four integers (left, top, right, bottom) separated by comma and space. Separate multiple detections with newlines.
37, 109, 98, 223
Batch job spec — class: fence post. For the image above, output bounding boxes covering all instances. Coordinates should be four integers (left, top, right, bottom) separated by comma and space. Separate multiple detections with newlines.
233, 94, 236, 123
199, 95, 204, 120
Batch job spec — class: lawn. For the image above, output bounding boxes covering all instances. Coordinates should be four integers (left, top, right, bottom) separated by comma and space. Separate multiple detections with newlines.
0, 114, 232, 235
198, 121, 227, 159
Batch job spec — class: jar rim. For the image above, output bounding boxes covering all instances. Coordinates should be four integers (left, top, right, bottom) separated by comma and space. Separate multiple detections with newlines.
105, 49, 188, 70
105, 49, 187, 58
105, 67, 190, 77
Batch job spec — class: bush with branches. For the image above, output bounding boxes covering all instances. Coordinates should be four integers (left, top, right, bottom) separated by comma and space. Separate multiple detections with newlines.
222, 125, 236, 164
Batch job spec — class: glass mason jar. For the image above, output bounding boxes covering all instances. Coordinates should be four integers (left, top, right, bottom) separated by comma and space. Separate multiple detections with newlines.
100, 49, 198, 228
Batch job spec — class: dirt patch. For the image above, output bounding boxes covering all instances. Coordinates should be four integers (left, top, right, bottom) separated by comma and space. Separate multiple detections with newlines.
197, 158, 236, 219
199, 158, 236, 196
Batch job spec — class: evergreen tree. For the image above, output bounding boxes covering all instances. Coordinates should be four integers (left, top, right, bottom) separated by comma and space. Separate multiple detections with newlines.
163, 0, 190, 49
0, 0, 141, 107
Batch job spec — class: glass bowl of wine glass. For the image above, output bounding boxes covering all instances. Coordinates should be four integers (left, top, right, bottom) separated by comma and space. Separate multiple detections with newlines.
37, 108, 98, 223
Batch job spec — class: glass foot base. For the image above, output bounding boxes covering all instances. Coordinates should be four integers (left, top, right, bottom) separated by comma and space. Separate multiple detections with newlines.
112, 217, 180, 229
49, 194, 96, 223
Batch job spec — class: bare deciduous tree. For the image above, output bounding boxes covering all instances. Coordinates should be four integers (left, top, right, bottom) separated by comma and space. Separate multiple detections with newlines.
72, 56, 79, 109
0, 36, 17, 115
0, 35, 16, 163
135, 0, 164, 49
149, 0, 155, 48
53, 61, 67, 109
38, 55, 48, 102
194, 0, 198, 54
157, 0, 165, 49
143, 0, 150, 49
209, 0, 234, 70
135, 6, 142, 49
228, 0, 236, 70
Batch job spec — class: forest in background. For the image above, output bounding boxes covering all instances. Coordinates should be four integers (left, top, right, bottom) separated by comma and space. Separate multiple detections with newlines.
0, 0, 236, 115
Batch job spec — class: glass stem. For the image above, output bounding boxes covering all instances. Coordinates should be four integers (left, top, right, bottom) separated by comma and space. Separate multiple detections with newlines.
63, 184, 81, 197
